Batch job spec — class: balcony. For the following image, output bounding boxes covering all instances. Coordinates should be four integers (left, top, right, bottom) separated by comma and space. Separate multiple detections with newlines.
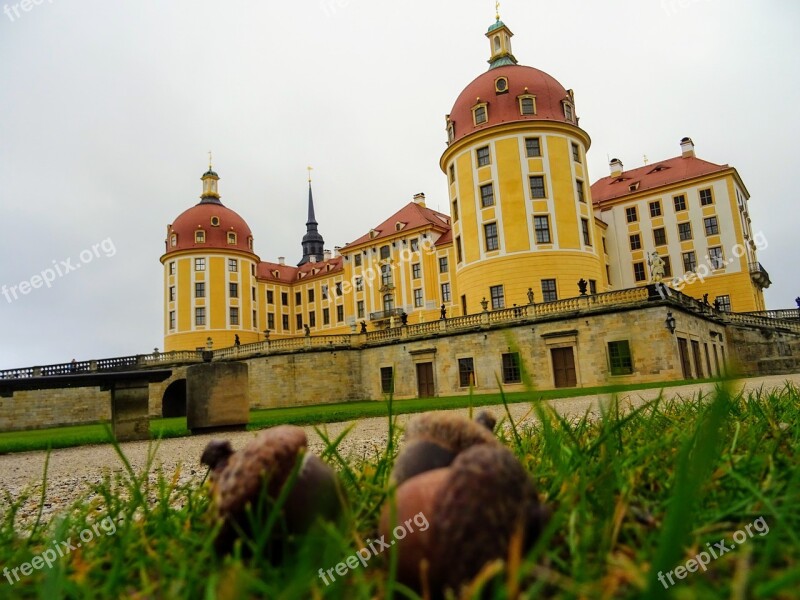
748, 262, 771, 289
369, 307, 405, 321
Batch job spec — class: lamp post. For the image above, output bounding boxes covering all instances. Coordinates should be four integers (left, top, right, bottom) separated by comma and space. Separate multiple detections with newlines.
665, 312, 677, 334
480, 297, 489, 312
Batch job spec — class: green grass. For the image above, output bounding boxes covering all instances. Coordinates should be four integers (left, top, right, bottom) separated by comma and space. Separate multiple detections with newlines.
0, 377, 718, 454
0, 379, 798, 598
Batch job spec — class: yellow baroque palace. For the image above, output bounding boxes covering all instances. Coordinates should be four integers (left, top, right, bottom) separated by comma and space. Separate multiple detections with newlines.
160, 17, 769, 352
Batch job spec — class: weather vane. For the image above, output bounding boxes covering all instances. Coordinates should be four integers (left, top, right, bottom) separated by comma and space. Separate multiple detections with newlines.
208, 151, 213, 170
495, 1, 500, 20
307, 165, 313, 183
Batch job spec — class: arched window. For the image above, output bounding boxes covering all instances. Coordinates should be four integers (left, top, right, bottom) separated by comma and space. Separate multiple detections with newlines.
380, 245, 390, 260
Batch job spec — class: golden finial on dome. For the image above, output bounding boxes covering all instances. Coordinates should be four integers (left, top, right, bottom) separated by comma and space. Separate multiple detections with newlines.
208, 151, 213, 170
307, 165, 313, 183
495, 1, 500, 20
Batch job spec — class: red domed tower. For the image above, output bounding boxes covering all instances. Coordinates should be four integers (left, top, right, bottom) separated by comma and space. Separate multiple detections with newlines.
160, 166, 261, 351
441, 16, 608, 313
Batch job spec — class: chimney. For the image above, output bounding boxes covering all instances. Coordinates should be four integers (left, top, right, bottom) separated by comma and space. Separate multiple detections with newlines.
278, 256, 285, 265
333, 246, 341, 258
680, 137, 695, 158
413, 192, 426, 207
609, 158, 623, 178
323, 249, 332, 261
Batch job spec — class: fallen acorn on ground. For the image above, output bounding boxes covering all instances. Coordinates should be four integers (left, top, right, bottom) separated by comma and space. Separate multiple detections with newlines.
200, 425, 344, 558
380, 411, 550, 596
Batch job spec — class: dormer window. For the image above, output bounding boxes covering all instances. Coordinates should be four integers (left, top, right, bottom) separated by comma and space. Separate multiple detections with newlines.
494, 77, 508, 94
629, 182, 640, 192
446, 120, 455, 143
473, 103, 488, 125
563, 102, 574, 122
195, 230, 206, 243
247, 236, 253, 249
210, 216, 220, 227
395, 222, 406, 232
170, 234, 177, 247
518, 95, 536, 115
227, 232, 237, 245
369, 229, 379, 239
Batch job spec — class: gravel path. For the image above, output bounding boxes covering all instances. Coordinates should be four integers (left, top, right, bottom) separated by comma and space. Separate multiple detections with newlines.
2, 374, 797, 528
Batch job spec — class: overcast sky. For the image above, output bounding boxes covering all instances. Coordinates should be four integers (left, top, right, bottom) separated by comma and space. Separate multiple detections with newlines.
1, 0, 798, 369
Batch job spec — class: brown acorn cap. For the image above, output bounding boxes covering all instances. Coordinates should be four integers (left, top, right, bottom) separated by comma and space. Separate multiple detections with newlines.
403, 411, 499, 453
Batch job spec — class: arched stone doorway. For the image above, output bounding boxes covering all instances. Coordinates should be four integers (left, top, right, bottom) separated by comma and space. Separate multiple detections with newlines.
161, 379, 187, 417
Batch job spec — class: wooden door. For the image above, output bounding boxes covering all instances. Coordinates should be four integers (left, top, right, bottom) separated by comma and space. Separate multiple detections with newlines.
691, 340, 703, 378
416, 362, 435, 397
551, 347, 577, 388
678, 337, 692, 379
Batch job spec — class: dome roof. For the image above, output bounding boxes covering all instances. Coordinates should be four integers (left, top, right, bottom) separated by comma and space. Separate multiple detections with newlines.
447, 64, 575, 145
166, 201, 255, 256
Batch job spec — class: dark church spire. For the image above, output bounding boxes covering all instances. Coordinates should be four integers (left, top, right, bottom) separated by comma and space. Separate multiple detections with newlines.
298, 170, 325, 266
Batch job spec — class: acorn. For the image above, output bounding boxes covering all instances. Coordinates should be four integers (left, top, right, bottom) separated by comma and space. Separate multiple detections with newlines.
382, 413, 549, 595
201, 425, 343, 556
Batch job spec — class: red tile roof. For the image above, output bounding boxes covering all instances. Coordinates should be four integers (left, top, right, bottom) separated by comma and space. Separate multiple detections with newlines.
590, 155, 729, 205
257, 256, 343, 283
344, 202, 452, 249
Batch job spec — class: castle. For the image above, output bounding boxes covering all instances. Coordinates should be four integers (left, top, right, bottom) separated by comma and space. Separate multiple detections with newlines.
160, 16, 769, 354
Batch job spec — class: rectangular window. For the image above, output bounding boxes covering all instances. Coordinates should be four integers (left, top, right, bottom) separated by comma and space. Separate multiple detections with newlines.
589, 279, 597, 295
410, 239, 419, 252
354, 253, 362, 267
625, 206, 638, 223
534, 215, 551, 244
194, 258, 205, 271
576, 179, 585, 203
704, 216, 719, 236
608, 341, 633, 375
169, 311, 176, 330
456, 236, 463, 263
484, 222, 499, 251
168, 286, 175, 302
281, 292, 288, 307
337, 305, 344, 322
633, 262, 646, 282
520, 97, 535, 115
412, 263, 421, 279
355, 276, 364, 292
439, 256, 449, 273
502, 352, 521, 383
252, 309, 257, 325
480, 183, 495, 207
581, 218, 592, 246
195, 307, 206, 326
649, 200, 662, 217
653, 227, 667, 246
474, 105, 487, 124
309, 311, 316, 327
629, 233, 641, 250
683, 251, 697, 272
267, 312, 275, 330
449, 164, 455, 183
308, 288, 315, 302
322, 285, 329, 300
381, 264, 392, 287
716, 294, 731, 313
571, 142, 581, 163
282, 314, 289, 330
525, 137, 541, 157
229, 307, 239, 325
673, 194, 687, 211
678, 222, 693, 241
357, 300, 365, 319
193, 282, 204, 298
476, 146, 491, 167
169, 261, 176, 275
452, 199, 459, 222
335, 282, 342, 296
296, 314, 303, 330
490, 284, 504, 309
709, 246, 725, 269
229, 282, 238, 298
323, 307, 330, 325
251, 287, 256, 301
295, 291, 301, 305
529, 175, 546, 198
380, 367, 394, 394
699, 188, 713, 206
228, 258, 238, 272
458, 358, 475, 387
541, 279, 557, 302
441, 282, 451, 302
267, 290, 274, 304
414, 288, 423, 307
